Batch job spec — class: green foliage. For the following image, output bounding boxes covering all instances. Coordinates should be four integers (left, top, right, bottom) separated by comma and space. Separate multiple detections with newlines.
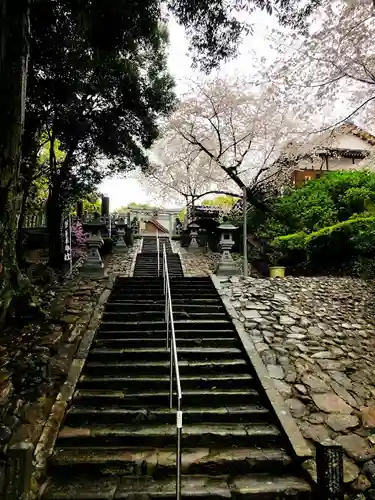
272, 216, 375, 277
230, 171, 375, 277
246, 170, 375, 240
201, 195, 237, 212
82, 198, 101, 213
115, 202, 157, 213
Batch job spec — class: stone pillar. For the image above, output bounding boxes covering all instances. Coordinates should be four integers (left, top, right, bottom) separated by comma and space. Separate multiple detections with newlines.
101, 196, 110, 217
169, 213, 173, 235
77, 201, 83, 219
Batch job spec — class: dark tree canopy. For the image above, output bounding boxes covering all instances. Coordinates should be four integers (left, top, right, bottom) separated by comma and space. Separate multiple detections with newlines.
167, 0, 323, 70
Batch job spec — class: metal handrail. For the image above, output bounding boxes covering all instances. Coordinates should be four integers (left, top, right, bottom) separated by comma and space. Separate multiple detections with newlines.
156, 230, 160, 276
162, 242, 182, 500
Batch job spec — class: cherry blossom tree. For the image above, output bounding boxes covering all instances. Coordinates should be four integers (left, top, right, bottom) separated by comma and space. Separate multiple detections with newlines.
267, 0, 375, 131
166, 77, 303, 209
142, 132, 241, 208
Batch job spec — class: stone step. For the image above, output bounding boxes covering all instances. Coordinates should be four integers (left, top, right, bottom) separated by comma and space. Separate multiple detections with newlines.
83, 359, 249, 376
113, 280, 214, 287
50, 446, 293, 476
73, 388, 261, 407
87, 346, 242, 361
102, 311, 228, 321
92, 338, 238, 349
133, 263, 182, 268
134, 261, 181, 265
118, 275, 207, 279
65, 405, 271, 426
107, 298, 222, 305
110, 286, 216, 293
109, 293, 220, 301
55, 423, 281, 448
112, 281, 215, 288
78, 373, 253, 390
99, 320, 233, 331
105, 303, 224, 313
41, 473, 311, 499
95, 329, 237, 339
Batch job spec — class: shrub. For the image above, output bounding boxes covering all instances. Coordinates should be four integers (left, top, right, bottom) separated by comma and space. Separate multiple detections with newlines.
71, 221, 89, 258
271, 216, 375, 276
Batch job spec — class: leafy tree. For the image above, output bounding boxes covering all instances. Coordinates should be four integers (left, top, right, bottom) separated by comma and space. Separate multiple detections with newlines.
202, 195, 238, 213
26, 0, 175, 268
115, 203, 158, 213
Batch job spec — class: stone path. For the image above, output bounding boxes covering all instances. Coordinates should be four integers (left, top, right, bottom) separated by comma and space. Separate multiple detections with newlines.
216, 275, 375, 495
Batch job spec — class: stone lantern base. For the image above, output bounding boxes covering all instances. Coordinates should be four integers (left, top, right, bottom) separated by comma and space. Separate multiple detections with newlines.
81, 233, 105, 278
215, 249, 239, 276
116, 229, 127, 252
188, 236, 201, 253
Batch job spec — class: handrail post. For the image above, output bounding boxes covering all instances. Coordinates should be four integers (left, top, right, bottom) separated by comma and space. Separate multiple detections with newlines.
169, 343, 173, 409
176, 397, 182, 500
157, 231, 160, 277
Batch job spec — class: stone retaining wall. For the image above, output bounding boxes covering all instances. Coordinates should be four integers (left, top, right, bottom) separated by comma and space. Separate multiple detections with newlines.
217, 275, 375, 498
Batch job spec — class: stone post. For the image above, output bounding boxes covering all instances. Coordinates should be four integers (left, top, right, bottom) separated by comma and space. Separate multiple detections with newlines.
101, 196, 110, 217
5, 441, 33, 500
77, 201, 83, 219
215, 219, 238, 276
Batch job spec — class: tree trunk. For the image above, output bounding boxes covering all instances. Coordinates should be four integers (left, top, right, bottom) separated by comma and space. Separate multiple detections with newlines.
46, 182, 64, 270
16, 178, 32, 266
0, 0, 30, 323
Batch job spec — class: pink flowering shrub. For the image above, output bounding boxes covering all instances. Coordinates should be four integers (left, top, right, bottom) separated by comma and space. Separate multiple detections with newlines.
71, 221, 89, 259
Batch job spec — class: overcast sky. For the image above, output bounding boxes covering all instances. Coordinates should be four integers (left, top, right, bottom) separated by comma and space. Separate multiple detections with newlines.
99, 10, 281, 210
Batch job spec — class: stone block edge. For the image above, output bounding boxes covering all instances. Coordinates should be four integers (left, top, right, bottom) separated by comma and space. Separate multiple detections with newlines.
27, 280, 115, 499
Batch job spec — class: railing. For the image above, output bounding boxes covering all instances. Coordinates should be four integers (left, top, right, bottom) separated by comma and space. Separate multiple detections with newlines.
162, 242, 182, 500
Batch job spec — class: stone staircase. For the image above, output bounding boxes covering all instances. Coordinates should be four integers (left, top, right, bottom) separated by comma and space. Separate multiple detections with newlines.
134, 236, 183, 278
41, 270, 312, 499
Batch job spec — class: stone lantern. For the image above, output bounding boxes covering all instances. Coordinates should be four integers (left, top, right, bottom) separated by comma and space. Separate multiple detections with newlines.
115, 217, 127, 252
81, 215, 105, 278
188, 222, 200, 251
215, 218, 238, 276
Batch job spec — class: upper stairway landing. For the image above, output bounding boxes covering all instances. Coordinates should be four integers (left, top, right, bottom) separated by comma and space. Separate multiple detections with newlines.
134, 235, 183, 278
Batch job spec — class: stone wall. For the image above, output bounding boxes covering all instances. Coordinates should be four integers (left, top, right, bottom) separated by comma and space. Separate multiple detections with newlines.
217, 275, 375, 498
